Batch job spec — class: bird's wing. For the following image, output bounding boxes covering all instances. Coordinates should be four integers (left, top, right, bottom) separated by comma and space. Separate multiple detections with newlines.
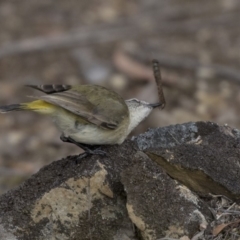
38, 86, 128, 130
26, 85, 71, 94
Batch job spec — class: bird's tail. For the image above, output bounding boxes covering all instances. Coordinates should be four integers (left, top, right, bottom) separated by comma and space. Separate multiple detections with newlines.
0, 104, 23, 113
0, 100, 55, 114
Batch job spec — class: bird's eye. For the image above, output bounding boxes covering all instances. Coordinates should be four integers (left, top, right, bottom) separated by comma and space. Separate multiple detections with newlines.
133, 99, 140, 104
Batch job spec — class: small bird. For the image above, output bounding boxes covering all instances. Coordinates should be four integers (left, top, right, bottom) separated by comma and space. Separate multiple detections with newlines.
0, 61, 165, 155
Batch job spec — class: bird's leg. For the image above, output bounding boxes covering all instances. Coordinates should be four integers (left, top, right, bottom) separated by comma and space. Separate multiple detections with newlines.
60, 134, 107, 157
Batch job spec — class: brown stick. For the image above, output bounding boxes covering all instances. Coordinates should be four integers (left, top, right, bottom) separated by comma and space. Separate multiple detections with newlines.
152, 60, 166, 109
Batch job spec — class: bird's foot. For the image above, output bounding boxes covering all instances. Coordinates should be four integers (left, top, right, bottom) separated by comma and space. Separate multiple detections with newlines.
85, 148, 107, 156
60, 134, 107, 160
74, 149, 107, 164
75, 152, 88, 164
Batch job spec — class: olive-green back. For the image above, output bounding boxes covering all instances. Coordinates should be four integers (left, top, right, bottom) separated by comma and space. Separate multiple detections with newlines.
34, 85, 129, 130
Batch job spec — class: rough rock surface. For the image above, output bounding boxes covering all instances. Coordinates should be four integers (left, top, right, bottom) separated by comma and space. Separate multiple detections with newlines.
1, 121, 240, 239
136, 121, 240, 201
121, 152, 211, 240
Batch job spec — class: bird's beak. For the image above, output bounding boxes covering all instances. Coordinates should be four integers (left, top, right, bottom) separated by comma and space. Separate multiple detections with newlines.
148, 102, 165, 109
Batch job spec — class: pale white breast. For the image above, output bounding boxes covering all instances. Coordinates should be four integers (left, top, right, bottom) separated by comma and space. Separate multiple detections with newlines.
53, 109, 130, 145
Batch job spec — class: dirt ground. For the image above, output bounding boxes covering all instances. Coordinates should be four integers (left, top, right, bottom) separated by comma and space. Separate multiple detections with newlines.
1, 0, 240, 194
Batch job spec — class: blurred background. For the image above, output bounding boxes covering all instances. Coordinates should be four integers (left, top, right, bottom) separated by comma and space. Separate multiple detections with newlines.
1, 0, 240, 194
